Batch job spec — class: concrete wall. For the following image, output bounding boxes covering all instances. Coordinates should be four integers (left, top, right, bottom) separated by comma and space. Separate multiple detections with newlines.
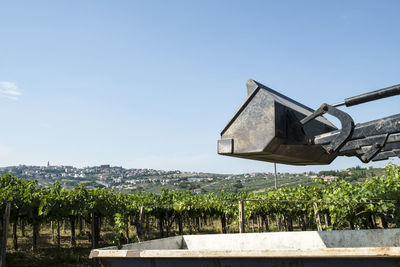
182, 228, 400, 250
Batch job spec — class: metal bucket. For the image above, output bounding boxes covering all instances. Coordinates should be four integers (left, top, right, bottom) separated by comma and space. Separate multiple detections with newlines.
218, 79, 337, 165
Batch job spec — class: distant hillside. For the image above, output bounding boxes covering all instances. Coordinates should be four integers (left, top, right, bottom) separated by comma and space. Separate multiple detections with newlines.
0, 164, 385, 194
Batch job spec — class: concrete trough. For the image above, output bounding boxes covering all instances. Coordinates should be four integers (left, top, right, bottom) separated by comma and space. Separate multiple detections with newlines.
90, 229, 400, 266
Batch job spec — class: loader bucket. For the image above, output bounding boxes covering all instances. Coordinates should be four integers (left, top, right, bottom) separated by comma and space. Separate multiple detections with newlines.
218, 79, 337, 165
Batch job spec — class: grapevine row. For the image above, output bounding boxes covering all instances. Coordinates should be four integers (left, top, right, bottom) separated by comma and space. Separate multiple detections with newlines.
0, 164, 399, 249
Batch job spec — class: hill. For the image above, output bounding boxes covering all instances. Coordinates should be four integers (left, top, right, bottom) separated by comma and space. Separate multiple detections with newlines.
0, 164, 385, 194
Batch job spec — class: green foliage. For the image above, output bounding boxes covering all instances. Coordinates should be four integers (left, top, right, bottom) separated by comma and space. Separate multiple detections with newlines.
0, 164, 400, 240
113, 213, 126, 247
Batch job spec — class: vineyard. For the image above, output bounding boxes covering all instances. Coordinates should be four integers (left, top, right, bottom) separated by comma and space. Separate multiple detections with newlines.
0, 164, 399, 266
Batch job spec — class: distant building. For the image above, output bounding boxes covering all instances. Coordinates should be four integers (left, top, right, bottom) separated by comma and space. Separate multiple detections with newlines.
323, 176, 338, 182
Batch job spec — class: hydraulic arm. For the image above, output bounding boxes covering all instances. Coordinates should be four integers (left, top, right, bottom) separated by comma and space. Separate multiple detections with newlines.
218, 80, 400, 165
300, 84, 400, 163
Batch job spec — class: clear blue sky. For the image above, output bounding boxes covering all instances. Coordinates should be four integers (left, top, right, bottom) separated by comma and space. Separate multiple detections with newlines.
0, 0, 399, 173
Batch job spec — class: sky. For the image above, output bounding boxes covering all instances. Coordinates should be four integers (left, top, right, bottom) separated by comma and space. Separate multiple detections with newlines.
0, 0, 399, 174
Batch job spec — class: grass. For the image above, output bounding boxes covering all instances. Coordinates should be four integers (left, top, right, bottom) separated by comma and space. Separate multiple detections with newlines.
5, 224, 114, 267
4, 219, 224, 267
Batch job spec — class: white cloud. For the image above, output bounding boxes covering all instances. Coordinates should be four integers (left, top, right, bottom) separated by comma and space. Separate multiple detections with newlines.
0, 81, 22, 100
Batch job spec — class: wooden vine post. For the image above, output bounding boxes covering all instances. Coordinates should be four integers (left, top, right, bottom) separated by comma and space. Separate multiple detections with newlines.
313, 202, 322, 231
0, 203, 11, 267
138, 206, 145, 241
70, 217, 76, 247
57, 221, 61, 248
238, 200, 245, 233
91, 212, 98, 249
